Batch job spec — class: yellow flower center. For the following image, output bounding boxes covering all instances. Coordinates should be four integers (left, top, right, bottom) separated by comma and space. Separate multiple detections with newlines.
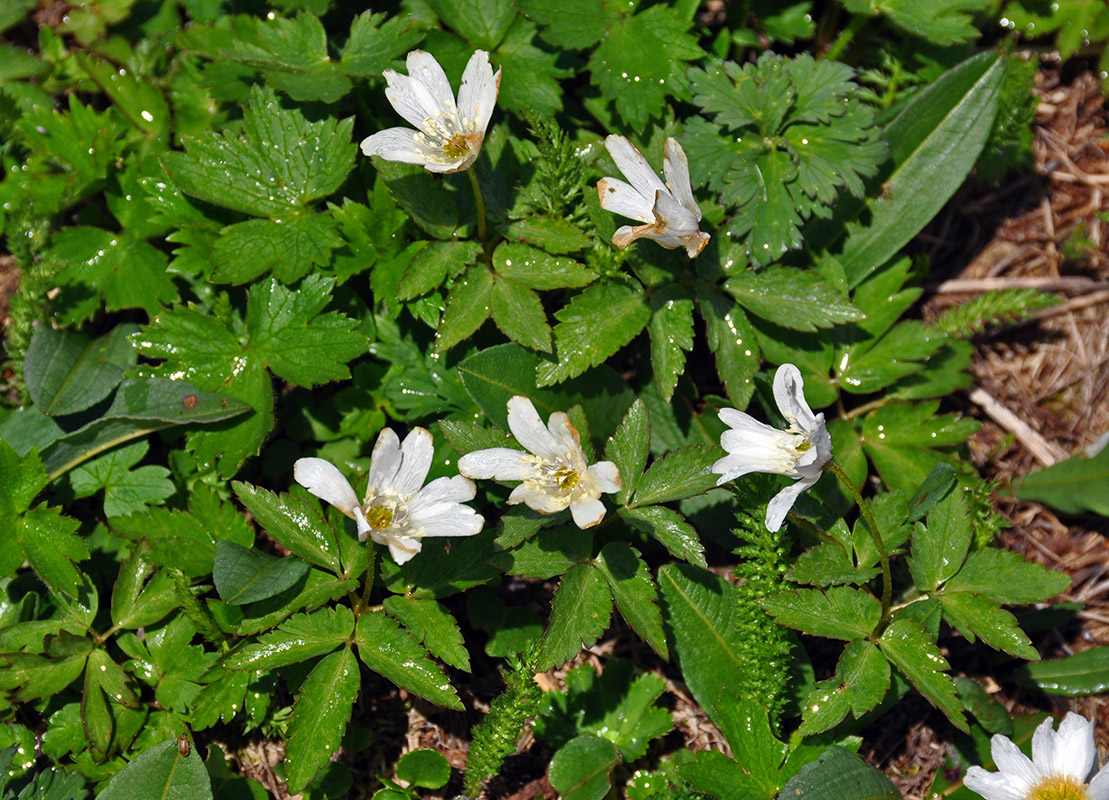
443, 133, 473, 159
1027, 776, 1089, 800
554, 466, 580, 491
365, 504, 394, 530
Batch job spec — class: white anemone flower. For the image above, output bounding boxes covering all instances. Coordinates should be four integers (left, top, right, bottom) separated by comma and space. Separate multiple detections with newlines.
457, 396, 621, 529
360, 49, 501, 174
294, 427, 484, 565
965, 713, 1109, 800
712, 363, 832, 532
597, 135, 710, 258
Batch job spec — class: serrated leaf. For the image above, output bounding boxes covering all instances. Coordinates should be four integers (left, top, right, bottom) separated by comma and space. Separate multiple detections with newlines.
436, 264, 494, 352
397, 240, 482, 300
493, 242, 596, 288
24, 323, 138, 416
620, 506, 706, 568
648, 287, 694, 402
908, 489, 971, 593
724, 267, 864, 332
354, 612, 462, 709
226, 606, 352, 670
284, 647, 360, 794
632, 444, 719, 507
382, 596, 470, 672
340, 11, 424, 77
537, 278, 650, 386
859, 401, 980, 492
426, 0, 516, 48
878, 618, 968, 732
77, 53, 170, 140
697, 286, 760, 409
502, 219, 593, 255
954, 676, 1013, 735
790, 542, 879, 587
68, 440, 174, 517
604, 399, 650, 506
491, 527, 592, 579
945, 549, 1071, 604
98, 739, 212, 800
548, 734, 621, 800
850, 0, 984, 44
940, 592, 1038, 660
595, 542, 667, 658
763, 587, 882, 641
232, 483, 341, 573
373, 159, 460, 240
1014, 646, 1109, 697
379, 532, 497, 600
516, 0, 617, 48
213, 542, 311, 605
778, 746, 899, 800
491, 276, 552, 352
798, 639, 890, 736
211, 214, 342, 284
161, 85, 356, 218
538, 563, 614, 670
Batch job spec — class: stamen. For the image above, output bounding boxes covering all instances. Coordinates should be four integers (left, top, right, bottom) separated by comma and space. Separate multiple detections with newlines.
365, 504, 394, 530
1027, 776, 1089, 800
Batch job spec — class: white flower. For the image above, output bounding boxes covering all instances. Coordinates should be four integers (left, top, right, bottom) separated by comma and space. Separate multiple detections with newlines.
293, 427, 484, 565
457, 396, 621, 529
360, 49, 500, 174
712, 363, 831, 532
965, 713, 1109, 800
596, 135, 710, 258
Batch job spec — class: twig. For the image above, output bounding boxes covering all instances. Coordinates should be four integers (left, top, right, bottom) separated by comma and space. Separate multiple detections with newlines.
935, 276, 1109, 293
968, 387, 1070, 467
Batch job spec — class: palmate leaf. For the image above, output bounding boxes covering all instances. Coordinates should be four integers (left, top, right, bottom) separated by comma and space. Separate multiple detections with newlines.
210, 214, 342, 285
382, 595, 471, 671
762, 586, 882, 641
68, 440, 174, 518
724, 267, 864, 332
858, 401, 980, 493
339, 11, 424, 77
797, 639, 890, 735
842, 0, 985, 45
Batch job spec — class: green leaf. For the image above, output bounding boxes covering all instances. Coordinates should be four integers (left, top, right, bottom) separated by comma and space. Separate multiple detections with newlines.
68, 440, 174, 517
24, 323, 138, 416
711, 695, 787, 794
213, 542, 311, 605
491, 526, 592, 579
232, 483, 341, 573
396, 749, 452, 790
878, 619, 968, 732
839, 52, 1006, 288
604, 399, 650, 506
548, 735, 621, 800
798, 640, 890, 736
762, 587, 882, 640
778, 746, 898, 800
859, 401, 979, 492
98, 739, 213, 800
725, 267, 864, 332
679, 750, 764, 800
516, 0, 617, 48
284, 647, 360, 794
210, 214, 342, 284
1018, 445, 1109, 515
697, 286, 760, 409
76, 54, 170, 140
790, 542, 878, 587
436, 264, 495, 352
657, 564, 746, 727
466, 587, 545, 657
495, 17, 574, 115
502, 219, 593, 256
537, 278, 651, 386
845, 0, 983, 44
426, 0, 516, 48
908, 489, 971, 593
373, 159, 460, 240
491, 275, 552, 352
492, 242, 596, 288
382, 596, 470, 672
226, 606, 352, 670
587, 5, 702, 131
632, 444, 719, 507
1014, 646, 1109, 697
161, 85, 356, 217
111, 554, 178, 630
379, 532, 497, 600
336, 13, 419, 75
397, 240, 482, 300
619, 506, 706, 568
595, 543, 667, 658
538, 563, 614, 670
954, 676, 1013, 735
944, 549, 1071, 604
354, 613, 463, 709
647, 287, 694, 402
939, 592, 1038, 660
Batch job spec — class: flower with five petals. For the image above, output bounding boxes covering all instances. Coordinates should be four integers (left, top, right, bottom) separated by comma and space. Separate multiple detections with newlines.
457, 396, 621, 529
597, 135, 710, 258
964, 712, 1109, 800
294, 427, 484, 565
712, 363, 832, 532
360, 49, 501, 173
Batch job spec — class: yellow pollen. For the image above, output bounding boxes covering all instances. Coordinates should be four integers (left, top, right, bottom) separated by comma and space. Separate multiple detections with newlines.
443, 134, 472, 159
1028, 776, 1089, 800
365, 505, 394, 530
796, 439, 811, 453
555, 467, 580, 491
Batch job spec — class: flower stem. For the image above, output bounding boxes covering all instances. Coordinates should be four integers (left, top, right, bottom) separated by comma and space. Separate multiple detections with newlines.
467, 167, 487, 244
827, 461, 892, 621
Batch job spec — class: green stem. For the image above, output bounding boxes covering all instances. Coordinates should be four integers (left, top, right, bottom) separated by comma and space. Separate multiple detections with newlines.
822, 13, 866, 63
467, 167, 487, 245
827, 461, 891, 621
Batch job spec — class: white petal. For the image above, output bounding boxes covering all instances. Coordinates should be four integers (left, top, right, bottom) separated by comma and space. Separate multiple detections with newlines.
408, 503, 485, 538
597, 177, 654, 223
681, 230, 711, 259
1087, 764, 1109, 800
458, 448, 533, 480
376, 532, 423, 565
963, 767, 1027, 800
570, 497, 606, 528
765, 476, 814, 532
547, 412, 584, 465
382, 51, 457, 133
354, 506, 372, 542
412, 474, 476, 506
457, 49, 500, 136
422, 152, 476, 174
773, 363, 818, 431
605, 135, 668, 199
508, 482, 568, 514
392, 427, 434, 496
663, 137, 702, 220
588, 461, 622, 494
990, 734, 1039, 794
294, 458, 359, 516
653, 189, 700, 237
361, 128, 431, 166
507, 395, 562, 461
367, 428, 403, 497
1046, 713, 1096, 779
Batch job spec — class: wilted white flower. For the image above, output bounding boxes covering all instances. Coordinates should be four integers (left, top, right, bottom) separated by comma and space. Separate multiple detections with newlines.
294, 427, 483, 565
360, 49, 501, 173
597, 135, 710, 258
457, 396, 621, 529
712, 363, 831, 532
965, 712, 1109, 800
